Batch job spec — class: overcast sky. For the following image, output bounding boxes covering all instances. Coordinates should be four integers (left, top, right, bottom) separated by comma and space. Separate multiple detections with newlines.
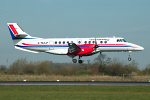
0, 0, 150, 69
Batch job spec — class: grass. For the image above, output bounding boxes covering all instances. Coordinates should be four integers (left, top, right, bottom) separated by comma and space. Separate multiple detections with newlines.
0, 85, 150, 100
0, 74, 150, 82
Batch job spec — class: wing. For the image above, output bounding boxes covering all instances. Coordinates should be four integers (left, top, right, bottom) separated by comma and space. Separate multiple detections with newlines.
67, 43, 95, 57
68, 43, 81, 53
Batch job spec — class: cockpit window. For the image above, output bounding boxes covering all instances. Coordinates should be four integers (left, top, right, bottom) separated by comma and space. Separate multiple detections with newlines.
117, 39, 127, 42
122, 39, 127, 42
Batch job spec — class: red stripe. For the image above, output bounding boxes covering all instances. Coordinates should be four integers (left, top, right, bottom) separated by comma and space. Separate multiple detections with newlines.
98, 44, 131, 46
22, 43, 49, 46
9, 24, 18, 35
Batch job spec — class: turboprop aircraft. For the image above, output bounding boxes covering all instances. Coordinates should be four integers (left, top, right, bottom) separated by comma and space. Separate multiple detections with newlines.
7, 23, 144, 64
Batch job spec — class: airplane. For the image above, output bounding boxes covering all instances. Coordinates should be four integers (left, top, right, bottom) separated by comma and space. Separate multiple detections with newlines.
7, 23, 144, 64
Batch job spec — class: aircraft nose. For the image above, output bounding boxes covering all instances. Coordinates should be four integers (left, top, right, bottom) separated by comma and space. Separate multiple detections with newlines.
138, 46, 144, 51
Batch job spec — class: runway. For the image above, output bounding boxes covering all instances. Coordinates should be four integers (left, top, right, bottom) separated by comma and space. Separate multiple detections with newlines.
0, 81, 150, 86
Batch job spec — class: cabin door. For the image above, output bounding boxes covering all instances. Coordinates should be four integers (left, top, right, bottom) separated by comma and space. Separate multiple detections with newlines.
49, 41, 54, 50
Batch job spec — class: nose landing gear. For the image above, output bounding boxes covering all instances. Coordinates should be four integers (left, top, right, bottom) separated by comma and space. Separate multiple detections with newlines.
128, 51, 132, 61
128, 57, 131, 61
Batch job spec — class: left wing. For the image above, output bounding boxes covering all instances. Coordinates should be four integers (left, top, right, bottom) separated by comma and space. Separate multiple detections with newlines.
68, 43, 81, 53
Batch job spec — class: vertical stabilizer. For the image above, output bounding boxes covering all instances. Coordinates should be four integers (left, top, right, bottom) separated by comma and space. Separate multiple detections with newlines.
7, 23, 30, 39
7, 23, 39, 53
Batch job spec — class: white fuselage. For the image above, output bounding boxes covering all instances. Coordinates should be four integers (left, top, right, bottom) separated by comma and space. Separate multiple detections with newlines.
15, 37, 144, 57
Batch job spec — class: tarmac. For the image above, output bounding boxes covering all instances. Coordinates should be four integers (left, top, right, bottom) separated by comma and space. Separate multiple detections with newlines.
0, 81, 150, 86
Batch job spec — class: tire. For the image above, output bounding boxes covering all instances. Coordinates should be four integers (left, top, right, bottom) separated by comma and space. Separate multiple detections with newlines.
128, 57, 131, 61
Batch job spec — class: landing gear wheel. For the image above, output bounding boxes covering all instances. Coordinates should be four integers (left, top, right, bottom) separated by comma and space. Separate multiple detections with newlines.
128, 51, 132, 61
128, 57, 131, 61
72, 59, 77, 63
78, 60, 83, 64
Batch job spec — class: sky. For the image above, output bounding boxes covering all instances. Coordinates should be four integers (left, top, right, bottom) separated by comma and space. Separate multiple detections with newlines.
0, 0, 150, 69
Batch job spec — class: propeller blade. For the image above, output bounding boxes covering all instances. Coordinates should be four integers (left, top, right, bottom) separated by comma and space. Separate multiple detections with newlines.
94, 38, 98, 51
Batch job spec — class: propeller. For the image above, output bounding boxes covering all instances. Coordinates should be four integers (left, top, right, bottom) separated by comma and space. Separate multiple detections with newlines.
94, 38, 99, 51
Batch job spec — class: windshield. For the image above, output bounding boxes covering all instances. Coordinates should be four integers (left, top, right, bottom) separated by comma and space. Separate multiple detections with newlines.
117, 39, 127, 42
122, 39, 127, 42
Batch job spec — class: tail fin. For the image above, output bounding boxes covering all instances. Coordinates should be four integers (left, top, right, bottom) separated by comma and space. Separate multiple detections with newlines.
7, 23, 39, 53
7, 23, 30, 39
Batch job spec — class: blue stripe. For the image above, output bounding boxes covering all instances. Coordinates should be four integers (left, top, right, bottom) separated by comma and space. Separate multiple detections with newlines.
15, 45, 50, 47
8, 26, 15, 39
99, 46, 137, 48
18, 38, 36, 39
15, 45, 137, 48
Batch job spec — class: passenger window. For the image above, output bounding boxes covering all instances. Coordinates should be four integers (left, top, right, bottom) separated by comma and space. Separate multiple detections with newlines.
100, 41, 103, 44
55, 41, 57, 44
92, 41, 95, 44
67, 41, 69, 44
104, 41, 107, 44
63, 41, 65, 44
89, 41, 91, 44
84, 41, 87, 44
78, 41, 81, 44
59, 41, 61, 44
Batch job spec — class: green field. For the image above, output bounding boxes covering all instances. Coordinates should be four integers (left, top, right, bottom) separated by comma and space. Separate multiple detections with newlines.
0, 85, 150, 100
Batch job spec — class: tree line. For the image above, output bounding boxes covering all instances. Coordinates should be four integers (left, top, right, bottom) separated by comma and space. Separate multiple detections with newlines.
0, 54, 150, 76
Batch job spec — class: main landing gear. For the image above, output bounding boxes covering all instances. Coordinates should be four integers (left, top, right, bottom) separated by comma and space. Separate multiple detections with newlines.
72, 59, 77, 63
72, 56, 83, 64
128, 51, 132, 61
78, 56, 83, 64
